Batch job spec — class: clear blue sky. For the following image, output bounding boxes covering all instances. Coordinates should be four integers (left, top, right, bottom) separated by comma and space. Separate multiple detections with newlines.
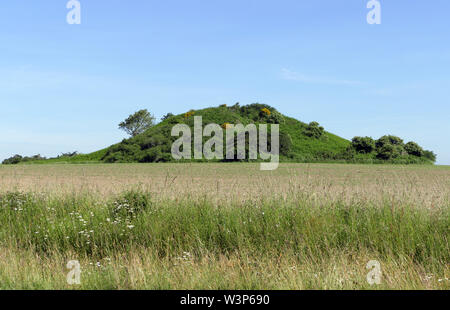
1, 1, 449, 164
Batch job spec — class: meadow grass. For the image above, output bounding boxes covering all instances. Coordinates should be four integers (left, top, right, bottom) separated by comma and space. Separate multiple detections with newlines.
0, 163, 448, 289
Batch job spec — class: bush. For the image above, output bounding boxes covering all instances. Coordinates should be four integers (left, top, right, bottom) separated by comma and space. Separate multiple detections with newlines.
337, 146, 356, 160
239, 103, 275, 122
351, 137, 375, 154
404, 142, 424, 157
268, 111, 285, 124
260, 108, 271, 117
375, 135, 406, 160
140, 147, 165, 163
161, 113, 174, 121
376, 144, 403, 160
230, 102, 240, 112
60, 151, 78, 157
2, 155, 23, 165
138, 133, 168, 150
375, 135, 404, 148
304, 122, 325, 139
184, 111, 195, 118
102, 142, 141, 163
279, 132, 293, 156
423, 150, 437, 162
2, 154, 47, 165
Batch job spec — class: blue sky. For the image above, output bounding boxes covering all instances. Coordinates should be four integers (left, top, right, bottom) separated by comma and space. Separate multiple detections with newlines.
1, 0, 449, 164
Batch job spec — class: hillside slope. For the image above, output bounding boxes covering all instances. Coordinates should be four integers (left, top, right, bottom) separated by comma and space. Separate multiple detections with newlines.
5, 103, 435, 165
99, 103, 351, 163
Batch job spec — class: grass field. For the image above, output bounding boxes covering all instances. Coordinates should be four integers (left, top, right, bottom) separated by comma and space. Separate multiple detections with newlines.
0, 163, 448, 289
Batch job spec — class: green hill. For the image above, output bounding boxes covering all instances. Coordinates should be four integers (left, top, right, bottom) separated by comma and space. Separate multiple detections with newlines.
100, 103, 353, 164
3, 103, 436, 165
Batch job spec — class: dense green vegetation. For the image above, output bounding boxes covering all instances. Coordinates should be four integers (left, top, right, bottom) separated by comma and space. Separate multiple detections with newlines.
2, 150, 107, 165
2, 103, 436, 165
1, 154, 47, 165
118, 109, 156, 137
100, 103, 358, 164
348, 135, 437, 164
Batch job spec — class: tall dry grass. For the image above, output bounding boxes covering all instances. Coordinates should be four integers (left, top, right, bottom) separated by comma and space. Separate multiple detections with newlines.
0, 163, 448, 289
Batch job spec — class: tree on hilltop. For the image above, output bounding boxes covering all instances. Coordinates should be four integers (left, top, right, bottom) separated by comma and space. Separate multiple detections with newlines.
119, 109, 155, 137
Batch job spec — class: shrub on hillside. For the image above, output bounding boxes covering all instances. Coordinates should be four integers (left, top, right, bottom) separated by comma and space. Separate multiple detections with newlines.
423, 150, 437, 162
138, 133, 168, 150
267, 111, 285, 124
336, 146, 357, 160
184, 111, 195, 118
351, 137, 375, 154
404, 142, 424, 157
315, 150, 334, 160
140, 147, 163, 162
304, 122, 325, 139
239, 103, 275, 121
161, 113, 174, 121
376, 144, 403, 160
102, 142, 141, 163
375, 135, 404, 148
2, 154, 47, 165
279, 132, 293, 156
257, 107, 285, 124
230, 102, 240, 112
260, 108, 271, 117
2, 155, 23, 165
375, 135, 406, 160
60, 151, 78, 157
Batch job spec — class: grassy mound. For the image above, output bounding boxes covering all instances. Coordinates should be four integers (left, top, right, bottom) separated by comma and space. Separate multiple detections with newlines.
3, 103, 436, 165
100, 103, 351, 163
